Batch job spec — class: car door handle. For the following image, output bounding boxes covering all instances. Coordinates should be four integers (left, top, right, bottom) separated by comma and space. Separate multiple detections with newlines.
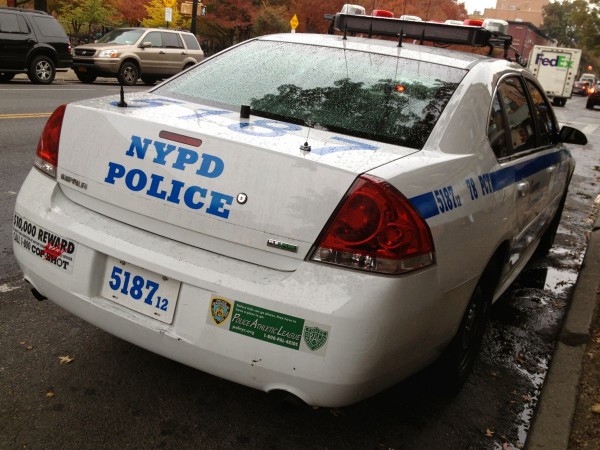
181, 52, 187, 55
159, 51, 166, 54
517, 181, 530, 197
547, 166, 556, 175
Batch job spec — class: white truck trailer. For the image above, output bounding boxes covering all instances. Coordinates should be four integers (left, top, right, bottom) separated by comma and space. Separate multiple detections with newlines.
527, 45, 582, 107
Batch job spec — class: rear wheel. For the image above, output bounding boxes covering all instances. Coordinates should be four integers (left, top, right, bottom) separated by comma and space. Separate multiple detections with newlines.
435, 260, 497, 391
117, 62, 139, 86
75, 72, 97, 84
586, 99, 594, 109
0, 73, 15, 82
27, 55, 55, 84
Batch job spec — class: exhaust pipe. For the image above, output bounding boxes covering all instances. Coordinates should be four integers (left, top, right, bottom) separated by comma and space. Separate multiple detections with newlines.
30, 288, 47, 302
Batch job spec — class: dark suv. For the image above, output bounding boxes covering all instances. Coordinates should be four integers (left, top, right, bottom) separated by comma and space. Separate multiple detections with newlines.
0, 7, 72, 84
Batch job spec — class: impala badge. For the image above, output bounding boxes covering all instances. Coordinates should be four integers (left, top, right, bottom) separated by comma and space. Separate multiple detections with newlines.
267, 239, 298, 253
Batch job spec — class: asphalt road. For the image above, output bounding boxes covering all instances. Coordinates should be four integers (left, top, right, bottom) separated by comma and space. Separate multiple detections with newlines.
1, 77, 599, 450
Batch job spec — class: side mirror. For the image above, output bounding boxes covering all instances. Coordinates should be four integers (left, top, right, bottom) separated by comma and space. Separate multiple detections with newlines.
559, 126, 587, 146
140, 41, 152, 48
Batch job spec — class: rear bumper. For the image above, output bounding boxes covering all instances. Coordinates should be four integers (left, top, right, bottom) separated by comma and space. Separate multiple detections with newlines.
13, 168, 473, 407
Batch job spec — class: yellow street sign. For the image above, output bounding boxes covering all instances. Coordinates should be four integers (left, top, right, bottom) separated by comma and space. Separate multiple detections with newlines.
290, 14, 299, 30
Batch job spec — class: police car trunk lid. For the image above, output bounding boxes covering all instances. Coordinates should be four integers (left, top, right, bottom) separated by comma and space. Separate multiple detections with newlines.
56, 94, 417, 271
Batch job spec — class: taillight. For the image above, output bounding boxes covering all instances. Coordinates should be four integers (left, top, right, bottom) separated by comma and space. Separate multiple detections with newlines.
35, 104, 66, 178
309, 175, 435, 275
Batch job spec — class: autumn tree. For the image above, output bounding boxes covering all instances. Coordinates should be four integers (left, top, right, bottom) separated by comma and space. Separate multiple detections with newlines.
198, 0, 256, 48
252, 2, 289, 37
542, 0, 600, 71
141, 0, 189, 29
115, 0, 147, 27
290, 0, 467, 34
57, 0, 116, 38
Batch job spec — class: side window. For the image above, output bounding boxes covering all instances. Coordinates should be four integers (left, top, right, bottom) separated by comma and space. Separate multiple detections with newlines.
0, 13, 21, 33
163, 32, 183, 49
526, 79, 557, 147
31, 16, 66, 38
497, 77, 536, 154
488, 94, 509, 159
17, 16, 30, 33
144, 31, 163, 48
181, 33, 200, 50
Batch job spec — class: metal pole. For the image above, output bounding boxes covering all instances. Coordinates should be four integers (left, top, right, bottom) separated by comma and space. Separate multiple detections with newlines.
191, 0, 198, 35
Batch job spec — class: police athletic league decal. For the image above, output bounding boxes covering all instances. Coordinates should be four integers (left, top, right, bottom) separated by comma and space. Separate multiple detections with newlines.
207, 296, 330, 356
13, 213, 78, 273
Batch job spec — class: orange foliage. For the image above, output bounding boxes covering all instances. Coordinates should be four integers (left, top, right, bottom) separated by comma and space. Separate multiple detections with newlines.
291, 0, 468, 34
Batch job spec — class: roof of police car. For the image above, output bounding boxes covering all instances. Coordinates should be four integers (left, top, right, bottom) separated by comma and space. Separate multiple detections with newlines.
257, 32, 501, 71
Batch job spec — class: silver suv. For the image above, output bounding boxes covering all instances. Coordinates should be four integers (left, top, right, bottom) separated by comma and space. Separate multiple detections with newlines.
72, 28, 203, 86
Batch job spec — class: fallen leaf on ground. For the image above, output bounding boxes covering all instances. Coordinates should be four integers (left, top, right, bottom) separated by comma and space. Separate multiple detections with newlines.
591, 404, 600, 414
46, 391, 55, 398
59, 355, 74, 364
485, 429, 494, 437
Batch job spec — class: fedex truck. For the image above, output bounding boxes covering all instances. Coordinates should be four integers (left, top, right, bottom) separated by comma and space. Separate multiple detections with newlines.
527, 45, 582, 107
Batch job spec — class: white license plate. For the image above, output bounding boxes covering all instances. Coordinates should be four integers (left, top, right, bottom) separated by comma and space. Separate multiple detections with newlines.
101, 258, 181, 324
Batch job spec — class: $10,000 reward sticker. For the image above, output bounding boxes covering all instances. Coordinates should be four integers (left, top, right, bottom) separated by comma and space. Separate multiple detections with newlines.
13, 213, 78, 273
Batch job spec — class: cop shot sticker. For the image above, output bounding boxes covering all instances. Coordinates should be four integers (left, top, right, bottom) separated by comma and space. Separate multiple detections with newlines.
12, 213, 77, 273
207, 296, 331, 356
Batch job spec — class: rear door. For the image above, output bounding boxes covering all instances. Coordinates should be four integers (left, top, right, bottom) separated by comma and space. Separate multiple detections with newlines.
160, 32, 186, 74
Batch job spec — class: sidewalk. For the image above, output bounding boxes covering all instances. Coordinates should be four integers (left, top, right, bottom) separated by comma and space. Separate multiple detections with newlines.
526, 212, 600, 449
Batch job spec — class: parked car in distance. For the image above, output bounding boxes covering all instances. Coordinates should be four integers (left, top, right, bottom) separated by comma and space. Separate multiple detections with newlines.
0, 7, 72, 84
586, 82, 600, 109
580, 73, 597, 86
71, 27, 204, 86
572, 80, 590, 96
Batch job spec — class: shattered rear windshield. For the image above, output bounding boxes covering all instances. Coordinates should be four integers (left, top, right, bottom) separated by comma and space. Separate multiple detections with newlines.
156, 40, 467, 149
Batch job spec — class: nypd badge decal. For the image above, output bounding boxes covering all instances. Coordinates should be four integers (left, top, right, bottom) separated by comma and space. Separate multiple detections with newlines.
210, 297, 232, 325
206, 295, 330, 356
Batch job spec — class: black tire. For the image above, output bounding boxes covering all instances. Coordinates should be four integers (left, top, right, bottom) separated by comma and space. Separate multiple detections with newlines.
0, 73, 15, 82
141, 76, 157, 86
27, 55, 55, 84
75, 72, 97, 84
586, 100, 594, 109
435, 260, 497, 391
117, 61, 139, 86
536, 189, 568, 257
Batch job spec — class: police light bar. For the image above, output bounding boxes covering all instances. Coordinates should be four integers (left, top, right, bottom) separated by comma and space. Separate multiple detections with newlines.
326, 12, 512, 49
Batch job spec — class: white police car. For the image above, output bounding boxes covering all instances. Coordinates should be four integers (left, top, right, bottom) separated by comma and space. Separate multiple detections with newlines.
13, 11, 587, 407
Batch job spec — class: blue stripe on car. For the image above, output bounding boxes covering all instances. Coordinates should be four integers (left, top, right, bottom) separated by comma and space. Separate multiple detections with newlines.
410, 149, 569, 220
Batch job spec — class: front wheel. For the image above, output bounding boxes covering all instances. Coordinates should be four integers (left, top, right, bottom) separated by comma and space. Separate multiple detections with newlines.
141, 76, 158, 86
536, 189, 568, 257
27, 55, 55, 84
75, 71, 97, 84
117, 62, 139, 86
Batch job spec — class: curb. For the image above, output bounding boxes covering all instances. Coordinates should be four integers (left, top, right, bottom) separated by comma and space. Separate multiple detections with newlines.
525, 211, 600, 449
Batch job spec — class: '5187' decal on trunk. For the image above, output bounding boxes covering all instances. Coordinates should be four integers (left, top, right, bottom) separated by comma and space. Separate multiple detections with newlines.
12, 213, 77, 273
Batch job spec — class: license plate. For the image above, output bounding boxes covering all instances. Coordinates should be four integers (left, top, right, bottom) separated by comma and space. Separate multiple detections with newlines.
101, 258, 180, 324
